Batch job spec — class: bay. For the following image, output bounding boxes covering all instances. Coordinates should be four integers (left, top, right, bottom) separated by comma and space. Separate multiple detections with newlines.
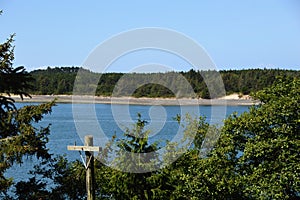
6, 103, 251, 185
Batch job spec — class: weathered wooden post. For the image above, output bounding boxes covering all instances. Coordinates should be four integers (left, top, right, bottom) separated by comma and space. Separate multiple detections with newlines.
67, 135, 100, 200
85, 135, 95, 200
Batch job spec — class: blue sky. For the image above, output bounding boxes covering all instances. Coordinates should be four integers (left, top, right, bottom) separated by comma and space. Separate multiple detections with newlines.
1, 0, 300, 72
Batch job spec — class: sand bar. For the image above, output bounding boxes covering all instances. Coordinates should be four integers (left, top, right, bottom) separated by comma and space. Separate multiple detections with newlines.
8, 95, 260, 106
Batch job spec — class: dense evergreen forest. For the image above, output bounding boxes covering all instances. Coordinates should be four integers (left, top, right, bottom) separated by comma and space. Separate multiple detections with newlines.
29, 67, 299, 98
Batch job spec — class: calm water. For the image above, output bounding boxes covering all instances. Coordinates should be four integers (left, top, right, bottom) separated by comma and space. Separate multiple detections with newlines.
6, 103, 250, 184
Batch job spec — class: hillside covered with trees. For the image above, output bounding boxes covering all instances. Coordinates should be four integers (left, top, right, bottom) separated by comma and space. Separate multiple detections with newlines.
29, 67, 299, 98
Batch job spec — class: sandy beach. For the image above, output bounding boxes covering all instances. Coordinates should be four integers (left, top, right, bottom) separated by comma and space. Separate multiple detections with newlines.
8, 94, 259, 106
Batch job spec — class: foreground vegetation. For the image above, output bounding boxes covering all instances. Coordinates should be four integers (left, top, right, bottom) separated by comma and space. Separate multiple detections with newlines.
30, 67, 299, 98
0, 28, 55, 196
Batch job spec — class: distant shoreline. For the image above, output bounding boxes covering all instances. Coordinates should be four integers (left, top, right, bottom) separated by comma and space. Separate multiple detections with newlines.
10, 94, 260, 106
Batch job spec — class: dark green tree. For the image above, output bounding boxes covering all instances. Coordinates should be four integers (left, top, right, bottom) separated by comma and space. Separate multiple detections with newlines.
14, 156, 86, 200
105, 113, 160, 199
0, 21, 55, 196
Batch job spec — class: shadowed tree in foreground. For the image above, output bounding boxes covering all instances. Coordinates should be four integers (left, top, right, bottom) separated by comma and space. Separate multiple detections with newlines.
0, 15, 55, 197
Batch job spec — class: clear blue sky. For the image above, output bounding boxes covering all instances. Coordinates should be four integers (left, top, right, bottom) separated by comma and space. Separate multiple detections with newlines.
1, 0, 300, 72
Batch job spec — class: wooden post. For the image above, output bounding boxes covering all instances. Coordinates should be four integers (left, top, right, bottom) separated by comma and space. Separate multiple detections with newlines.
68, 135, 100, 200
85, 135, 95, 200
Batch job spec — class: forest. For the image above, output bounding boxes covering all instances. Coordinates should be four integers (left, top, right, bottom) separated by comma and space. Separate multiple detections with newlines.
29, 67, 300, 98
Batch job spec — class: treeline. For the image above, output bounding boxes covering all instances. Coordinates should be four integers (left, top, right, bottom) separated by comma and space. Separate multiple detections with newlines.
29, 67, 300, 98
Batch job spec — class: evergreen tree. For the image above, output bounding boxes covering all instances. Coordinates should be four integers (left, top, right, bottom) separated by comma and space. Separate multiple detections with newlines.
0, 21, 55, 196
106, 113, 160, 199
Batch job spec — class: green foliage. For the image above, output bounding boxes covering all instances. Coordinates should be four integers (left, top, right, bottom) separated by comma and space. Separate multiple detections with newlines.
0, 35, 33, 115
211, 76, 300, 199
143, 77, 299, 199
14, 156, 86, 200
0, 30, 55, 196
100, 114, 214, 199
30, 67, 81, 95
104, 113, 160, 199
133, 83, 174, 98
29, 67, 300, 98
15, 177, 51, 200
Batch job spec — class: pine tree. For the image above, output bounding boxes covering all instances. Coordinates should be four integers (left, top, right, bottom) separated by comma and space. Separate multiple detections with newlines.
0, 14, 55, 196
